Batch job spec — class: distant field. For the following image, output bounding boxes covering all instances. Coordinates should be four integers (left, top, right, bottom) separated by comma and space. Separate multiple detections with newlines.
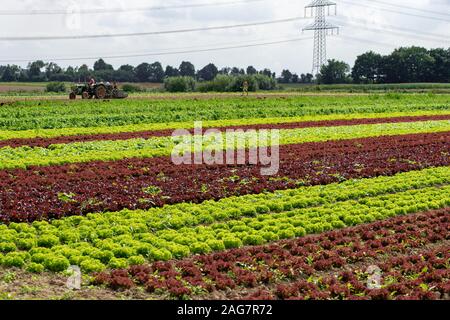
282, 82, 450, 93
0, 82, 163, 96
1, 82, 450, 98
0, 82, 47, 93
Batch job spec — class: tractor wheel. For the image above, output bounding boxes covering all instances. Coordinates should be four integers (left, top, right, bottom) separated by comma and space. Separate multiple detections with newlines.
69, 92, 76, 100
82, 91, 90, 99
95, 85, 107, 99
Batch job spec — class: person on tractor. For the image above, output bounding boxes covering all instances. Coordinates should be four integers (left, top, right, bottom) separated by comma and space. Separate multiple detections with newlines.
88, 77, 96, 87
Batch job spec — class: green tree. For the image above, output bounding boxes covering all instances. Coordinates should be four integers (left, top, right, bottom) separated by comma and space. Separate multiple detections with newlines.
219, 67, 231, 75
77, 64, 90, 82
1, 65, 18, 82
318, 59, 350, 84
45, 62, 63, 80
119, 65, 134, 72
148, 62, 165, 82
352, 51, 383, 83
197, 63, 219, 81
179, 61, 196, 77
28, 60, 46, 81
135, 63, 151, 82
165, 65, 179, 78
246, 66, 257, 75
260, 68, 273, 78
93, 59, 113, 71
428, 48, 450, 82
280, 69, 293, 83
383, 47, 434, 83
230, 67, 245, 75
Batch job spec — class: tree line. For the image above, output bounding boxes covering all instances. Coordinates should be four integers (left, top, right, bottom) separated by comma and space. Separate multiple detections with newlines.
319, 46, 450, 84
0, 59, 315, 84
0, 46, 448, 85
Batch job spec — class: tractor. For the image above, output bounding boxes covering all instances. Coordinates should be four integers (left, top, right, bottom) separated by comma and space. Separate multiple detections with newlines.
69, 82, 128, 100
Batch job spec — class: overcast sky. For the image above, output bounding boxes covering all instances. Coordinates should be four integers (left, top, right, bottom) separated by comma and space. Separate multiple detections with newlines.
1, 0, 449, 74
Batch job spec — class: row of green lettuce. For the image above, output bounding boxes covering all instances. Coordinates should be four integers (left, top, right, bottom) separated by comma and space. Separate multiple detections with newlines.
1, 94, 449, 131
0, 110, 448, 141
0, 120, 448, 170
0, 167, 448, 273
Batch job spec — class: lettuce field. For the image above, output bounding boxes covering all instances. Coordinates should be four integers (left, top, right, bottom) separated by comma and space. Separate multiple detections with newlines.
0, 93, 448, 300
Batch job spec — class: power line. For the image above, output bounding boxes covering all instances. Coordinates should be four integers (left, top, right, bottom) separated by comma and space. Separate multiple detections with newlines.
360, 0, 450, 18
332, 35, 397, 49
334, 17, 450, 42
0, 36, 313, 63
340, 0, 450, 23
0, 0, 266, 16
337, 20, 450, 44
0, 16, 305, 41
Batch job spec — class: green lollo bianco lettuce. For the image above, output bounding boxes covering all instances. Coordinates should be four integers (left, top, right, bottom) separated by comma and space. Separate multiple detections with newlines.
43, 256, 70, 272
2, 252, 28, 268
108, 258, 128, 269
80, 258, 106, 273
26, 262, 45, 274
128, 255, 146, 266
223, 237, 243, 249
0, 242, 17, 253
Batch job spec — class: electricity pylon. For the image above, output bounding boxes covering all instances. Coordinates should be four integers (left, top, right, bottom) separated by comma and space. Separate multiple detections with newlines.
303, 0, 339, 75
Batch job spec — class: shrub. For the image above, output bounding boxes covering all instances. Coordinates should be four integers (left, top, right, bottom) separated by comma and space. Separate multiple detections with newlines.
197, 74, 233, 92
253, 74, 277, 90
46, 82, 66, 93
164, 76, 196, 92
122, 84, 144, 93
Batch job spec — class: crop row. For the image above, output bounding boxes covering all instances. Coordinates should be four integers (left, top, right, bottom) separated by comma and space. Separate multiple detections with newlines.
1, 110, 448, 142
0, 167, 448, 273
249, 245, 450, 300
1, 114, 449, 149
91, 209, 449, 299
1, 94, 449, 130
0, 120, 448, 170
1, 132, 448, 222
